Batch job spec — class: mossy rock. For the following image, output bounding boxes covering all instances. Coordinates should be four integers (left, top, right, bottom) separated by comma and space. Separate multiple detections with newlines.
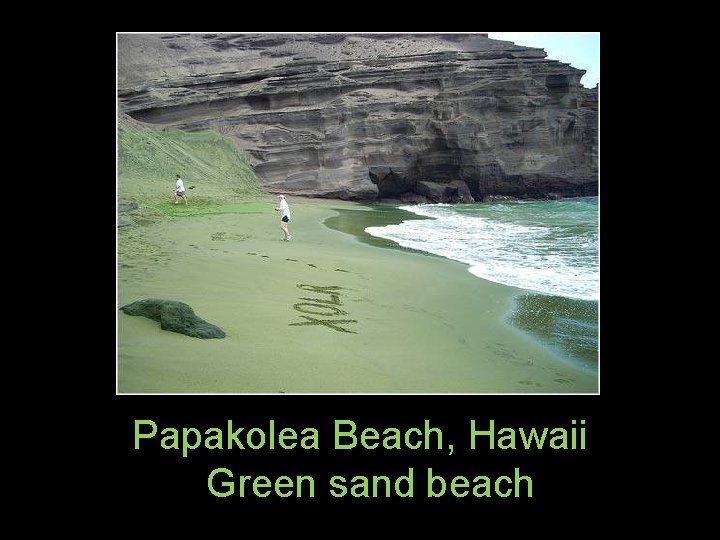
120, 299, 225, 339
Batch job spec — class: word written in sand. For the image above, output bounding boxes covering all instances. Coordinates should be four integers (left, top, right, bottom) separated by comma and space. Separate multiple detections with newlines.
289, 284, 358, 334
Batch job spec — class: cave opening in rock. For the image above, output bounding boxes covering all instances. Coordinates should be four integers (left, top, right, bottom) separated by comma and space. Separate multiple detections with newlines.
546, 74, 569, 97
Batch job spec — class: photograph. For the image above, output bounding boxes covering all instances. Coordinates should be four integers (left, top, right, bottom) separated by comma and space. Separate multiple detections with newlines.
116, 32, 599, 394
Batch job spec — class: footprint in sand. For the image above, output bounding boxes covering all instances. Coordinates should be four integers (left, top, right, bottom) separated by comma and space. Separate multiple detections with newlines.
553, 378, 572, 384
261, 255, 269, 258
307, 263, 317, 268
334, 268, 349, 273
286, 258, 298, 262
247, 252, 257, 255
518, 380, 542, 387
487, 343, 524, 366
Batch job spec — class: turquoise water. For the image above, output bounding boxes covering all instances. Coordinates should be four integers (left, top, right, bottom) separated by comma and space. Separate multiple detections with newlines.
366, 198, 598, 301
325, 197, 599, 371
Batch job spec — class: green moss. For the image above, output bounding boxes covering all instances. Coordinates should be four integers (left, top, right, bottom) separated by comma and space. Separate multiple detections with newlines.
148, 201, 272, 218
118, 121, 265, 209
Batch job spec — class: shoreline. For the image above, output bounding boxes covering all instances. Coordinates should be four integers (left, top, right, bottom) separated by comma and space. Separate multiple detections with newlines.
324, 198, 599, 370
117, 197, 598, 393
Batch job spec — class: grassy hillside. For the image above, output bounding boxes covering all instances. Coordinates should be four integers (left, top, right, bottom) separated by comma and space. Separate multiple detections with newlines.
118, 120, 266, 219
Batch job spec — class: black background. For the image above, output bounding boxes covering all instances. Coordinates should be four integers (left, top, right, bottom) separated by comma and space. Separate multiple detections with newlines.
115, 395, 600, 519
113, 31, 604, 522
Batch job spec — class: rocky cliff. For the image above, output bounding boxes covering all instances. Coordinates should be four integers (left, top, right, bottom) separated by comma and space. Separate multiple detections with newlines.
118, 33, 598, 202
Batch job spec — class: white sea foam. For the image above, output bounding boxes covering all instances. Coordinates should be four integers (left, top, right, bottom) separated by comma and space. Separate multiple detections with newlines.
365, 200, 599, 301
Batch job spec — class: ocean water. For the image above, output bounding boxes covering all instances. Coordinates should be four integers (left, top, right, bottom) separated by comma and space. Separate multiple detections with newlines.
325, 197, 599, 371
366, 199, 598, 301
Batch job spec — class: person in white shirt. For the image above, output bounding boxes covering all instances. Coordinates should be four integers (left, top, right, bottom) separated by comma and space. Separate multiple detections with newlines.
275, 194, 292, 241
174, 174, 188, 205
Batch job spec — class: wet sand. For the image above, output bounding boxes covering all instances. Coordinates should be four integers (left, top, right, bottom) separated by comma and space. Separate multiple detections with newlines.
117, 198, 598, 393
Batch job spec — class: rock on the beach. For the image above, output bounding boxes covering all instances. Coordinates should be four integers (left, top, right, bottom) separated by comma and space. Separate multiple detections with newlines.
120, 299, 226, 339
117, 215, 135, 227
118, 200, 139, 213
448, 180, 475, 203
118, 200, 139, 227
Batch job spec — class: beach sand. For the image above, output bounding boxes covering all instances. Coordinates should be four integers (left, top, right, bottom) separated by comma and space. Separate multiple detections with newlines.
117, 198, 598, 393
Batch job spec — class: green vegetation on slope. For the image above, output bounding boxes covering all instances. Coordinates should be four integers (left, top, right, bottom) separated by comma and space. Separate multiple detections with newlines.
118, 121, 265, 213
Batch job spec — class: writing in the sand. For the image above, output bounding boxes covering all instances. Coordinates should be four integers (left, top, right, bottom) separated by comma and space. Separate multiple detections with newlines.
289, 284, 358, 333
132, 417, 589, 501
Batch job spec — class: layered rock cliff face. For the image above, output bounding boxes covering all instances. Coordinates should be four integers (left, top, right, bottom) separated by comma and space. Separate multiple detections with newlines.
118, 33, 598, 202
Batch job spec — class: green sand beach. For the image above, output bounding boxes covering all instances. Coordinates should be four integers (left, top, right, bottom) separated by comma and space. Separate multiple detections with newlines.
117, 120, 596, 393
117, 197, 597, 393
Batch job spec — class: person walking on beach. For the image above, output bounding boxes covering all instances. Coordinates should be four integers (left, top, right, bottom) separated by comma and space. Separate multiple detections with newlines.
173, 174, 188, 205
275, 194, 292, 241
